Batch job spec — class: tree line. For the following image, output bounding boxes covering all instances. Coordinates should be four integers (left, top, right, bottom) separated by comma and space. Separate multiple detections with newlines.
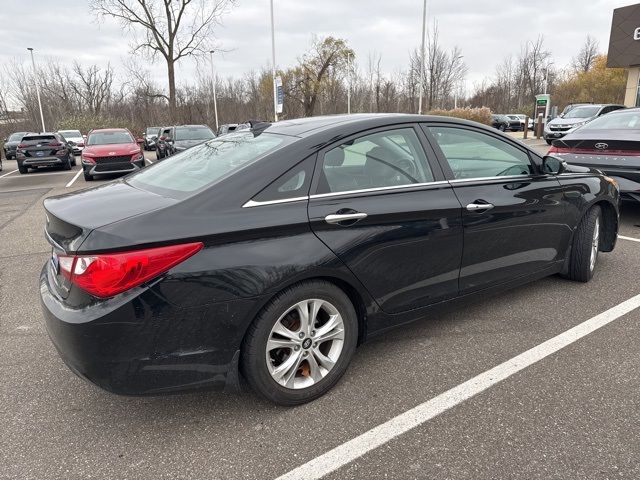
0, 0, 628, 138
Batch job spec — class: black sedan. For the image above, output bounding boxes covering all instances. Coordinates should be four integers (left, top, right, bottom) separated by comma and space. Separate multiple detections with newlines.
549, 108, 640, 203
40, 114, 619, 405
16, 133, 76, 173
3, 131, 34, 160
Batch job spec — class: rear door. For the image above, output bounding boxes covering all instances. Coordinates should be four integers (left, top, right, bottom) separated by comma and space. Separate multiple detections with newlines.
308, 125, 463, 314
424, 123, 571, 293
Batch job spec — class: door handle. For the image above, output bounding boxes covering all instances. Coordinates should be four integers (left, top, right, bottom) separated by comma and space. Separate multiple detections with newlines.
466, 202, 494, 212
324, 212, 368, 224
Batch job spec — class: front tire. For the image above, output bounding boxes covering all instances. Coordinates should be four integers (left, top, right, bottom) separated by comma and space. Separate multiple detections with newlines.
565, 205, 602, 282
241, 281, 358, 406
83, 170, 93, 181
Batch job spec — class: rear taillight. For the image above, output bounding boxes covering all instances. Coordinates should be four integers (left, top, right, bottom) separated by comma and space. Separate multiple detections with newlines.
18, 143, 28, 148
48, 141, 62, 147
58, 242, 203, 298
548, 145, 640, 156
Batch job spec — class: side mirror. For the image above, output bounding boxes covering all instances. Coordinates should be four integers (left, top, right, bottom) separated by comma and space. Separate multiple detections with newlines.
542, 155, 567, 175
151, 135, 157, 140
159, 135, 166, 141
67, 141, 76, 146
136, 138, 144, 144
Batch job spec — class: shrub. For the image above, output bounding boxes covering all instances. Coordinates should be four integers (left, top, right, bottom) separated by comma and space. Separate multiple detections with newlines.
427, 107, 492, 125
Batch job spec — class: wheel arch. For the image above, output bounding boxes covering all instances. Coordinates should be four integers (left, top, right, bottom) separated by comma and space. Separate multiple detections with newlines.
591, 199, 618, 252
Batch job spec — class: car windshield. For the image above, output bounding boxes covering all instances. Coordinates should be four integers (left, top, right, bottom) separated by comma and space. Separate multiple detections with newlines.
174, 126, 215, 141
58, 130, 81, 138
146, 127, 160, 134
564, 106, 600, 119
8, 133, 26, 141
580, 111, 640, 130
128, 131, 291, 199
87, 131, 134, 145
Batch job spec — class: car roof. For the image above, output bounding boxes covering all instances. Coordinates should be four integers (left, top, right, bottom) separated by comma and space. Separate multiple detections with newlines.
263, 113, 485, 137
89, 128, 130, 133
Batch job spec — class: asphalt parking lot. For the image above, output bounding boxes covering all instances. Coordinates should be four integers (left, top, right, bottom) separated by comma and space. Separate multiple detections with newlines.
1, 144, 639, 479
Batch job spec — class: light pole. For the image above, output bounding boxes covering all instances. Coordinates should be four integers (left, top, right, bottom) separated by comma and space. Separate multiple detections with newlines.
347, 52, 352, 114
209, 50, 219, 131
417, 0, 427, 114
27, 47, 45, 133
270, 0, 278, 122
543, 61, 554, 94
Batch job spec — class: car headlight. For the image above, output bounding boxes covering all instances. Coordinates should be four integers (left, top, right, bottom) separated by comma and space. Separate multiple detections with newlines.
131, 153, 143, 162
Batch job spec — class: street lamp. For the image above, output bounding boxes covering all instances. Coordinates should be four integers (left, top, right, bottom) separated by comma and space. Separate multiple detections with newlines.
209, 50, 219, 131
417, 0, 427, 115
347, 52, 352, 114
543, 61, 554, 94
27, 47, 45, 133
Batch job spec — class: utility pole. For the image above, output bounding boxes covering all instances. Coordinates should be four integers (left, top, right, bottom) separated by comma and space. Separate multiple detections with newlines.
347, 52, 352, 114
209, 50, 219, 131
270, 0, 278, 122
417, 0, 427, 114
27, 47, 45, 132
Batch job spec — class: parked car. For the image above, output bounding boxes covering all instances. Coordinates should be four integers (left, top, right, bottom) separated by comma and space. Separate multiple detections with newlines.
81, 128, 145, 181
217, 123, 239, 136
548, 107, 640, 203
491, 114, 510, 131
57, 129, 85, 155
155, 126, 172, 160
3, 131, 33, 159
40, 114, 619, 405
544, 104, 626, 144
505, 114, 524, 131
143, 126, 161, 151
560, 103, 593, 117
15, 133, 76, 174
170, 125, 216, 154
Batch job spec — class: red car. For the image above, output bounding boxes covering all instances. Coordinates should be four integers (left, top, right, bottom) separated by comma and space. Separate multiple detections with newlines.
81, 128, 145, 181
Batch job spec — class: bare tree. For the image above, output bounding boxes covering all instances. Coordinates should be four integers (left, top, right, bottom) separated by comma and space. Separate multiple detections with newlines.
572, 35, 599, 73
91, 0, 235, 113
71, 63, 114, 115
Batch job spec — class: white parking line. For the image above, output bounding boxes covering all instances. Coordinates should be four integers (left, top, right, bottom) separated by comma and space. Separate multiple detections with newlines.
276, 293, 640, 480
65, 169, 83, 188
146, 159, 153, 164
0, 169, 18, 178
619, 235, 640, 244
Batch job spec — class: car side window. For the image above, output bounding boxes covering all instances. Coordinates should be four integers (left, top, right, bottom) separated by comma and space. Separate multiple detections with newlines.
252, 156, 315, 202
316, 127, 434, 194
428, 127, 534, 180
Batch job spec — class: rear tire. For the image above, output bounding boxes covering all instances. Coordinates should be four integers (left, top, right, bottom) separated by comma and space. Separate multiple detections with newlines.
18, 163, 28, 174
565, 205, 602, 282
499, 125, 505, 131
63, 158, 72, 170
241, 280, 358, 406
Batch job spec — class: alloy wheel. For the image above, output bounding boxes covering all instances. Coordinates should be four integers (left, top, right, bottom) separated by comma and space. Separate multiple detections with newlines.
590, 217, 600, 272
265, 299, 345, 390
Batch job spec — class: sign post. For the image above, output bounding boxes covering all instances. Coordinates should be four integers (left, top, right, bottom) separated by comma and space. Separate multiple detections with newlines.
275, 76, 283, 115
534, 94, 550, 139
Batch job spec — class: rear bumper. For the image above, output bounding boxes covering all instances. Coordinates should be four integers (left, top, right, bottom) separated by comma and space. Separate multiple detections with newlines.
22, 156, 65, 167
40, 264, 248, 395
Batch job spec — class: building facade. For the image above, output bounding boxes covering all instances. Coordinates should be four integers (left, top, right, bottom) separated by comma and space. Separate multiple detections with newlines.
608, 3, 640, 106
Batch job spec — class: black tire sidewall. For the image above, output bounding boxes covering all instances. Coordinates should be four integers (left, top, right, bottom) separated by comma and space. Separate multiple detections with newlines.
242, 281, 358, 406
569, 205, 601, 282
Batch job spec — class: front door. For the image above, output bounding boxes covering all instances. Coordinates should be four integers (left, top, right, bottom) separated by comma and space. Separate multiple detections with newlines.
424, 124, 571, 293
308, 125, 463, 314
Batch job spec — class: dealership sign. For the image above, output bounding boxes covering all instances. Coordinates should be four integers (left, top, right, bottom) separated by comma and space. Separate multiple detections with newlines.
607, 4, 640, 67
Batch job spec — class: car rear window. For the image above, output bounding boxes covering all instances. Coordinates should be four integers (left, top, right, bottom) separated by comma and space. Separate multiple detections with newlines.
579, 110, 640, 130
174, 126, 215, 141
22, 135, 56, 142
128, 131, 291, 199
87, 131, 134, 145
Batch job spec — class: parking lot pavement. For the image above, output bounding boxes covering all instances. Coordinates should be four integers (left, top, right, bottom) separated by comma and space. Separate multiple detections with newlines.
1, 156, 639, 479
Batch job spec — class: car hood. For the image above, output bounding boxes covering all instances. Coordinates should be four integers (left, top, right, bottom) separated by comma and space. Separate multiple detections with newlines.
83, 143, 141, 156
173, 139, 209, 149
44, 181, 178, 251
548, 117, 594, 126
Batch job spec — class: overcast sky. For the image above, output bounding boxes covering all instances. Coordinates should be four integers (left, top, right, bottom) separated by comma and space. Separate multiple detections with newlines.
0, 0, 635, 93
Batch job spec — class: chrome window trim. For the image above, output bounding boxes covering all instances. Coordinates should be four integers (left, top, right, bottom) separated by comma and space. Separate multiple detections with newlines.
242, 196, 309, 208
448, 174, 533, 184
310, 181, 450, 199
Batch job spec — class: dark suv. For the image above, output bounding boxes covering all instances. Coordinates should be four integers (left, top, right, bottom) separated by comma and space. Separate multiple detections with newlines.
156, 125, 215, 159
15, 133, 76, 174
